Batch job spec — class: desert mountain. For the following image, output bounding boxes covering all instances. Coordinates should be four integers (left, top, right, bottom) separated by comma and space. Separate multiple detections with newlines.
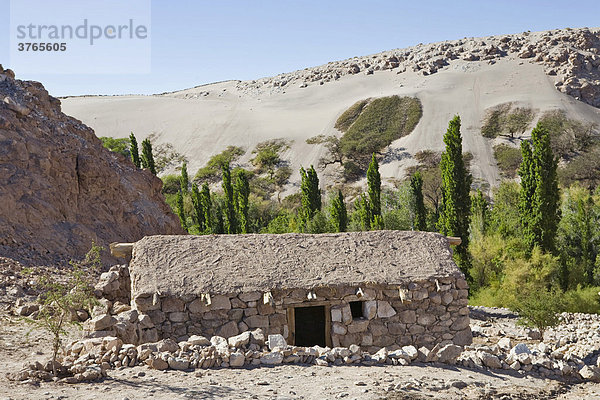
62, 27, 600, 192
0, 66, 184, 265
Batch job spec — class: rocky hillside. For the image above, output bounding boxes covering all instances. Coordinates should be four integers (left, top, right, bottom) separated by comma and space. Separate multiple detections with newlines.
62, 27, 600, 192
0, 66, 184, 265
237, 27, 600, 108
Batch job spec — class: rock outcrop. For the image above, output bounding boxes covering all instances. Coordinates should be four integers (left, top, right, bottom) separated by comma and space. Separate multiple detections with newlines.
0, 66, 184, 264
236, 27, 600, 109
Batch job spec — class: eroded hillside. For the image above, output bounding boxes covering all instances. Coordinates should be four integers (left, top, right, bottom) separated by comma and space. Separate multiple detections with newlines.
0, 66, 184, 264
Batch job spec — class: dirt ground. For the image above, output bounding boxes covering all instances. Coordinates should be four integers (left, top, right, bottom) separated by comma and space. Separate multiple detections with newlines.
2, 313, 599, 400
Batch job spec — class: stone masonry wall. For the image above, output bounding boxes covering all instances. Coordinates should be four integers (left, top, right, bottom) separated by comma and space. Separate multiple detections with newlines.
132, 275, 471, 351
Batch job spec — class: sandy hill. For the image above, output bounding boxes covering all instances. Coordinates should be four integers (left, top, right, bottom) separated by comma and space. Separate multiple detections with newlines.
0, 66, 184, 265
62, 27, 600, 194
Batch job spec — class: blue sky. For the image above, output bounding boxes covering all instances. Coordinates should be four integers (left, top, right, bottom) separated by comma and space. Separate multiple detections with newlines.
1, 0, 598, 96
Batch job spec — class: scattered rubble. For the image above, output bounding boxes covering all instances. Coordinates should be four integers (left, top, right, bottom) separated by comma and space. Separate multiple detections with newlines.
236, 27, 600, 109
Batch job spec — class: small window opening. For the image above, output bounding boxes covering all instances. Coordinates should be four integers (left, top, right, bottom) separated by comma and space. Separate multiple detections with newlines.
349, 301, 364, 319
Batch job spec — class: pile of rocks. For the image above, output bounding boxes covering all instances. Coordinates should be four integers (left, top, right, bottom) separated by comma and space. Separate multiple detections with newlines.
8, 331, 463, 384
459, 340, 599, 381
235, 27, 600, 108
10, 314, 600, 385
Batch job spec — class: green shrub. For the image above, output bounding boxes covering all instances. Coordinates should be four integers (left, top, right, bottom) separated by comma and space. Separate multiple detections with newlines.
558, 145, 600, 188
340, 96, 422, 159
562, 286, 600, 314
493, 144, 522, 178
481, 103, 533, 138
512, 288, 564, 338
100, 136, 130, 157
538, 110, 598, 158
29, 244, 101, 375
194, 146, 245, 183
335, 99, 369, 132
161, 174, 181, 195
251, 139, 290, 177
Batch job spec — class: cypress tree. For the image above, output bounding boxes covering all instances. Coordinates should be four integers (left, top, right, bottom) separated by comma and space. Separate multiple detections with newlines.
214, 203, 225, 234
330, 190, 348, 232
355, 194, 371, 231
367, 153, 381, 223
129, 132, 140, 168
180, 162, 189, 193
410, 171, 426, 231
191, 183, 204, 231
200, 183, 212, 233
519, 124, 560, 253
176, 190, 188, 232
308, 166, 322, 213
300, 165, 321, 228
438, 115, 472, 275
222, 162, 237, 234
140, 138, 156, 175
470, 189, 489, 239
235, 169, 250, 234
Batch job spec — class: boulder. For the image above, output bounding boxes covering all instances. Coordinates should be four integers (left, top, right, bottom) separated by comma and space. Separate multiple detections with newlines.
260, 351, 284, 365
229, 351, 245, 367
268, 334, 287, 350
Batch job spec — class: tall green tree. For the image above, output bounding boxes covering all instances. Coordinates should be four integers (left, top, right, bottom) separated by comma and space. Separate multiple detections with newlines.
140, 138, 156, 175
519, 123, 561, 253
410, 171, 426, 231
300, 165, 321, 228
129, 132, 140, 168
191, 183, 204, 231
214, 203, 225, 234
222, 162, 237, 234
470, 189, 490, 240
200, 183, 212, 233
438, 115, 472, 275
235, 169, 250, 234
330, 190, 348, 232
367, 153, 383, 229
180, 162, 189, 193
557, 186, 599, 288
355, 194, 372, 231
176, 190, 188, 232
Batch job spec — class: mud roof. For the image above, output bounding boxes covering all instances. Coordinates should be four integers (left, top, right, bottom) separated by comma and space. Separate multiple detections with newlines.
130, 231, 462, 297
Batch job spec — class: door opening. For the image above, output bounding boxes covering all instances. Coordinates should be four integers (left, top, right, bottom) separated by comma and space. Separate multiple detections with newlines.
294, 305, 326, 347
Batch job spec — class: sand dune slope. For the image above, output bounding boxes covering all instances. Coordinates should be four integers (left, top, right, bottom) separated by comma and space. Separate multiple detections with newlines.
61, 28, 600, 193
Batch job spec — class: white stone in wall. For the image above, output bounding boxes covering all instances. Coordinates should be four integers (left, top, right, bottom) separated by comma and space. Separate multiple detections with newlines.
376, 301, 396, 318
332, 322, 347, 335
341, 304, 352, 324
363, 300, 377, 319
331, 308, 342, 322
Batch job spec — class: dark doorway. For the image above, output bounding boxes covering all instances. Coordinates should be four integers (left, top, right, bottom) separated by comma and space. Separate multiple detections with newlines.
294, 306, 326, 347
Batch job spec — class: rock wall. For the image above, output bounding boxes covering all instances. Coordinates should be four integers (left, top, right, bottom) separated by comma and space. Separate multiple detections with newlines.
131, 276, 471, 352
0, 66, 184, 264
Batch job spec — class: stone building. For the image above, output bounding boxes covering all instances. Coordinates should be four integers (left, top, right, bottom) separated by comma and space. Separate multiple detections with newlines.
128, 231, 471, 352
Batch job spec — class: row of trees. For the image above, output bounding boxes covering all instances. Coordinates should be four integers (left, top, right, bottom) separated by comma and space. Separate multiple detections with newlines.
163, 116, 599, 318
129, 132, 156, 175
